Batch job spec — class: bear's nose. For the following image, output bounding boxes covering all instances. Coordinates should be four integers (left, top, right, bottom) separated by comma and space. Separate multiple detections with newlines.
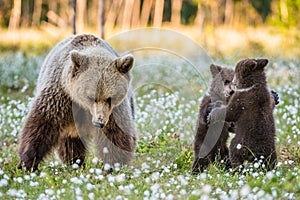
92, 121, 104, 128
229, 90, 234, 95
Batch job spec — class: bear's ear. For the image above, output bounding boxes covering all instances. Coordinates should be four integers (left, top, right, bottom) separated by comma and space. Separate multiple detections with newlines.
255, 58, 268, 70
115, 54, 134, 74
70, 50, 87, 77
210, 64, 222, 77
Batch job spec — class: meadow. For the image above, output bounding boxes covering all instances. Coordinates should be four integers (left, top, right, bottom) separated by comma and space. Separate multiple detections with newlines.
0, 29, 300, 199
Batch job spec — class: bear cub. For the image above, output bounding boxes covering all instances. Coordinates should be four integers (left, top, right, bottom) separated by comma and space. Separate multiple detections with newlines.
18, 34, 137, 171
209, 58, 277, 171
192, 64, 235, 172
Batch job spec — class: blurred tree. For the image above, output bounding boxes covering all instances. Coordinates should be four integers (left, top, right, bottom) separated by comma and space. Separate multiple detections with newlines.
224, 0, 234, 26
123, 0, 134, 30
171, 0, 182, 26
32, 0, 42, 27
9, 0, 21, 31
99, 0, 105, 38
140, 0, 153, 26
76, 0, 86, 33
153, 0, 164, 27
195, 0, 205, 29
106, 0, 121, 31
131, 0, 141, 28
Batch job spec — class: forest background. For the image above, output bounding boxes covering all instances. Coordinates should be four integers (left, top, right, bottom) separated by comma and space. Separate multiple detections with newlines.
1, 0, 300, 58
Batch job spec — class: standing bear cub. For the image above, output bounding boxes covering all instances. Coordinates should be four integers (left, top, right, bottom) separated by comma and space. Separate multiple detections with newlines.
192, 64, 235, 173
209, 58, 277, 170
18, 34, 136, 171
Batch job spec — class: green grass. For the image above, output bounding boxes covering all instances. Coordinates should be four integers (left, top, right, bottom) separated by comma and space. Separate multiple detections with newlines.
0, 51, 300, 199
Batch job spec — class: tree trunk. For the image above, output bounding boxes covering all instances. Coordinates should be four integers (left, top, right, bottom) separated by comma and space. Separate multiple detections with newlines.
32, 0, 43, 27
131, 0, 141, 28
280, 0, 288, 23
122, 0, 134, 30
99, 0, 105, 38
153, 0, 164, 27
49, 0, 57, 13
195, 0, 205, 31
171, 0, 182, 26
73, 0, 77, 34
9, 0, 21, 31
211, 0, 219, 26
140, 0, 153, 27
60, 0, 70, 26
224, 0, 233, 26
76, 0, 86, 33
106, 0, 122, 31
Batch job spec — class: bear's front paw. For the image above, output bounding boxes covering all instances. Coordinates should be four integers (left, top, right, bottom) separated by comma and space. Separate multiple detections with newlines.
271, 90, 279, 105
17, 159, 38, 172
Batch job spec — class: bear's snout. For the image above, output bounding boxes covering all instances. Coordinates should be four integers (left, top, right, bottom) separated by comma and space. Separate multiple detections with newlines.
92, 121, 104, 128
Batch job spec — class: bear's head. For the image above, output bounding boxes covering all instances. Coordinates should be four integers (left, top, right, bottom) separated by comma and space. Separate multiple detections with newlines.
209, 64, 235, 102
68, 49, 134, 128
232, 58, 268, 89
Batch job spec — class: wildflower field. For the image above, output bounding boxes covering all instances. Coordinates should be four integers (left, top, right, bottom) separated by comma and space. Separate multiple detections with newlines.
0, 33, 300, 199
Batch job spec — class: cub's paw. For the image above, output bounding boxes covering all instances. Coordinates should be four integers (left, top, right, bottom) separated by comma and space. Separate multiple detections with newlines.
271, 90, 280, 105
207, 100, 224, 113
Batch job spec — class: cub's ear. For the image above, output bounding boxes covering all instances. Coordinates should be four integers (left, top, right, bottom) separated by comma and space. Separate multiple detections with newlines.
115, 54, 134, 74
70, 50, 88, 77
210, 64, 222, 77
255, 58, 268, 69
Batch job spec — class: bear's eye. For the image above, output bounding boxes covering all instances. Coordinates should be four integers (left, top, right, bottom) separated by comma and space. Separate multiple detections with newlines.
106, 97, 112, 104
224, 80, 230, 85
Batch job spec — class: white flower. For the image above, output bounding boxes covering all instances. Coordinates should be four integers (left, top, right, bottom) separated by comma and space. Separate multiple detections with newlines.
254, 162, 260, 168
24, 175, 30, 180
72, 163, 79, 169
116, 174, 126, 183
166, 194, 174, 200
107, 175, 115, 183
86, 183, 95, 191
144, 190, 150, 196
88, 192, 95, 200
0, 179, 8, 187
92, 157, 99, 165
104, 163, 111, 171
202, 184, 212, 194
45, 189, 54, 196
150, 183, 160, 192
179, 189, 186, 195
103, 147, 109, 154
266, 171, 274, 179
39, 172, 46, 178
240, 185, 250, 196
115, 195, 123, 200
236, 144, 242, 150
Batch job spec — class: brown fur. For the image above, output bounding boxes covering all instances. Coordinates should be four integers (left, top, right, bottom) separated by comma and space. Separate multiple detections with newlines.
209, 58, 277, 170
192, 64, 234, 173
18, 34, 136, 171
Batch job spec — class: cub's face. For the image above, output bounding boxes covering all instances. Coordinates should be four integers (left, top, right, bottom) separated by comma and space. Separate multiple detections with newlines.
234, 58, 268, 88
69, 50, 134, 128
210, 64, 235, 101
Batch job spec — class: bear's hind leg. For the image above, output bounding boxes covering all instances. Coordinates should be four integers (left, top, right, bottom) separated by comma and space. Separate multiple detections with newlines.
56, 136, 86, 166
